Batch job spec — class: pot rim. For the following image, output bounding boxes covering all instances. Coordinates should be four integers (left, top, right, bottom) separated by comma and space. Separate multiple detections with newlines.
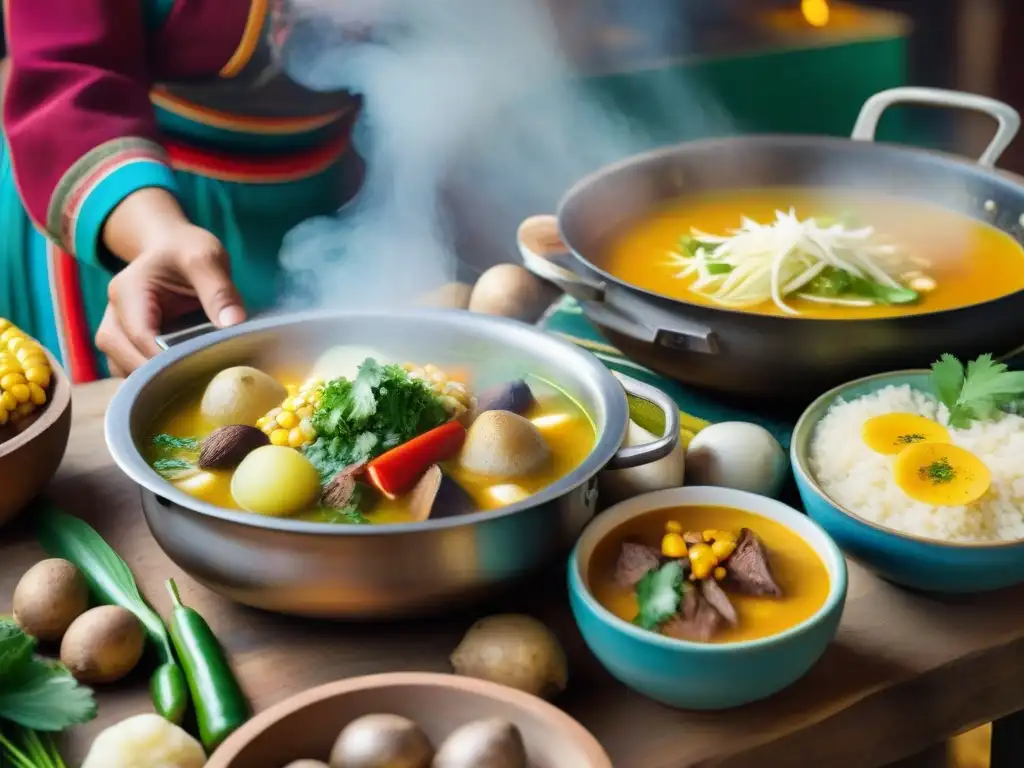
554, 133, 1024, 323
105, 308, 630, 535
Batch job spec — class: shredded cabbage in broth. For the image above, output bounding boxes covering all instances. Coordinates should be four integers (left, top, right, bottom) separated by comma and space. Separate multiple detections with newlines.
665, 209, 935, 315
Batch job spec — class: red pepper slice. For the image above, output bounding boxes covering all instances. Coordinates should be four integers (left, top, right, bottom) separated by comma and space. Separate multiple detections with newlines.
366, 421, 467, 499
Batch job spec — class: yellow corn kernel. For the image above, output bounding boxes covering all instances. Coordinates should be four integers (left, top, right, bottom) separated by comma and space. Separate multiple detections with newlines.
0, 372, 25, 390
286, 383, 299, 397
296, 406, 313, 420
711, 539, 736, 560
0, 362, 20, 378
0, 328, 24, 345
0, 318, 9, 333
256, 416, 267, 429
27, 383, 46, 406
5, 337, 28, 355
269, 428, 290, 446
665, 520, 682, 534
702, 529, 720, 542
1, 391, 16, 411
287, 427, 306, 447
276, 410, 299, 429
15, 402, 34, 418
688, 542, 717, 580
661, 532, 687, 558
0, 407, 8, 426
299, 419, 316, 440
24, 367, 50, 387
10, 384, 30, 404
714, 566, 727, 581
280, 397, 297, 412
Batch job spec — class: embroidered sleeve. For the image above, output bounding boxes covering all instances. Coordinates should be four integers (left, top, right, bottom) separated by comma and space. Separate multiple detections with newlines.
3, 0, 179, 266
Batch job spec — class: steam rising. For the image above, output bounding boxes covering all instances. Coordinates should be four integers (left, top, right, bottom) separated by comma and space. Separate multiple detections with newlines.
275, 0, 728, 311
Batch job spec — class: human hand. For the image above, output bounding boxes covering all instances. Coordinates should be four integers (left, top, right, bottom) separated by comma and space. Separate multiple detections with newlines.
96, 223, 246, 376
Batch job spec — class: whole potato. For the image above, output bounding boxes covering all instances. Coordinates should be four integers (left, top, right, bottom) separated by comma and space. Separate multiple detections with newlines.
13, 558, 89, 642
450, 614, 567, 699
61, 605, 145, 684
200, 366, 287, 427
330, 714, 434, 768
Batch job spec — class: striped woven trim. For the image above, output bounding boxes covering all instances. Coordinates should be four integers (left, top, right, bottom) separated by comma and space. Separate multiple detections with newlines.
151, 88, 350, 135
46, 138, 169, 250
46, 242, 100, 384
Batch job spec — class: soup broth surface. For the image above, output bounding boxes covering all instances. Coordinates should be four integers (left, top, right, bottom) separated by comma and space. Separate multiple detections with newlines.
602, 188, 1024, 319
588, 504, 830, 644
149, 373, 595, 524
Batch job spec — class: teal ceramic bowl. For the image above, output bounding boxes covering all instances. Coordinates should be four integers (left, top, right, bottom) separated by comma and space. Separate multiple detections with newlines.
792, 370, 1024, 593
568, 486, 846, 711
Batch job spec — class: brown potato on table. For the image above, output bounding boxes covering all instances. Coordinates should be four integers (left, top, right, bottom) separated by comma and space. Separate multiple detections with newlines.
12, 558, 89, 642
60, 605, 145, 684
329, 713, 434, 768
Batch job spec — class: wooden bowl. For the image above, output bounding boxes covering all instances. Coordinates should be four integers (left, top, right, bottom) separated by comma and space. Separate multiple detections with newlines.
0, 350, 72, 527
207, 672, 612, 768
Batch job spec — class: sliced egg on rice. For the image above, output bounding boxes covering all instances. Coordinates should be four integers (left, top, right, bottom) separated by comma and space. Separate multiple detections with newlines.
862, 412, 950, 455
893, 442, 991, 506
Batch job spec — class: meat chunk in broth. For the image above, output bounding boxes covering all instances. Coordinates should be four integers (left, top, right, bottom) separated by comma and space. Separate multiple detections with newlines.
615, 542, 661, 588
726, 528, 783, 598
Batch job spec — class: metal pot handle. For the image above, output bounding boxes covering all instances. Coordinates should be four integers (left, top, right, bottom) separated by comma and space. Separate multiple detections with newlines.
154, 311, 218, 351
606, 372, 681, 470
517, 215, 719, 353
851, 87, 1021, 168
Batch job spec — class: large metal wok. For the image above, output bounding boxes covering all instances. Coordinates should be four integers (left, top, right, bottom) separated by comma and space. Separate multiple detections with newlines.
519, 87, 1024, 401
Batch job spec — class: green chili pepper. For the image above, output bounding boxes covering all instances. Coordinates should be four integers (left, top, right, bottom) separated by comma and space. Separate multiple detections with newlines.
166, 579, 250, 752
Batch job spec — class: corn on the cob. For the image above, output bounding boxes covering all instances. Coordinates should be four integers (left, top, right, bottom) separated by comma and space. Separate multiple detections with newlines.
256, 377, 323, 448
402, 362, 475, 418
0, 319, 52, 427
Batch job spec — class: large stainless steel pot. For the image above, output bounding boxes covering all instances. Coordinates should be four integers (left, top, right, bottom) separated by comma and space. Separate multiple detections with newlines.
520, 87, 1024, 401
104, 310, 678, 618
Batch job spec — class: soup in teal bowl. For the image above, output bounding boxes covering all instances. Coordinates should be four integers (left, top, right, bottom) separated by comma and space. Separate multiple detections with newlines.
791, 370, 1024, 593
568, 486, 846, 711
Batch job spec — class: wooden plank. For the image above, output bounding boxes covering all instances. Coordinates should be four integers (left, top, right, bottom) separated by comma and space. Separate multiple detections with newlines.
1, 379, 1023, 767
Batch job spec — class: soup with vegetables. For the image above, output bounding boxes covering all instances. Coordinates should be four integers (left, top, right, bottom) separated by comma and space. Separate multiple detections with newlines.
602, 188, 1024, 319
588, 505, 829, 644
147, 351, 595, 524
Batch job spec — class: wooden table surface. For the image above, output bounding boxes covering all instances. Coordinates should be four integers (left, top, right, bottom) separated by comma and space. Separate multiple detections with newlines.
2, 379, 1024, 768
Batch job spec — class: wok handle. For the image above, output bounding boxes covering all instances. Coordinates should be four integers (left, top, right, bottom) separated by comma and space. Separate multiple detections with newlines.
606, 372, 681, 470
852, 87, 1021, 168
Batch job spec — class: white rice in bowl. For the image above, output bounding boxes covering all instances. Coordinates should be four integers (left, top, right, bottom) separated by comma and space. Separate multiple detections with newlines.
809, 384, 1024, 543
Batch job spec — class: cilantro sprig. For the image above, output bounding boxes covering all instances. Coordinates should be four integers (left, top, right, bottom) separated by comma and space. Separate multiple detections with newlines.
633, 560, 686, 631
930, 354, 1024, 428
304, 358, 449, 480
0, 620, 96, 733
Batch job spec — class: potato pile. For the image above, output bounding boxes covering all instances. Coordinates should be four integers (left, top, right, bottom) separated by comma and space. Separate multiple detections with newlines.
12, 558, 144, 684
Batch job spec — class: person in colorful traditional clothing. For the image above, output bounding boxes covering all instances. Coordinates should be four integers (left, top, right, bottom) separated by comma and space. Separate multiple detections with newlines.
0, 0, 365, 382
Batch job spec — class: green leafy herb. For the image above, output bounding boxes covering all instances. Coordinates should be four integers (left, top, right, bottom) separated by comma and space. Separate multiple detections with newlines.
152, 433, 200, 451
149, 433, 200, 479
0, 723, 70, 768
678, 235, 732, 275
919, 458, 956, 485
305, 358, 449, 480
931, 353, 1024, 428
35, 506, 190, 723
633, 560, 685, 631
0, 620, 96, 733
896, 433, 926, 445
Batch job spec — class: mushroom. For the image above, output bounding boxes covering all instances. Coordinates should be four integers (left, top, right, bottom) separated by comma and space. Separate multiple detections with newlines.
407, 465, 476, 522
473, 380, 534, 417
198, 425, 269, 469
460, 411, 550, 477
329, 714, 434, 768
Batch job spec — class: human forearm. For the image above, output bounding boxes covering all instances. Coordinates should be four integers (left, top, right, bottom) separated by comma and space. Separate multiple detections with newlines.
101, 187, 192, 264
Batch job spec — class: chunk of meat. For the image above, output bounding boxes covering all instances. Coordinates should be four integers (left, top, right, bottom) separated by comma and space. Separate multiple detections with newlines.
680, 580, 699, 620
321, 461, 367, 508
700, 578, 738, 626
663, 589, 723, 642
615, 542, 660, 588
726, 528, 783, 598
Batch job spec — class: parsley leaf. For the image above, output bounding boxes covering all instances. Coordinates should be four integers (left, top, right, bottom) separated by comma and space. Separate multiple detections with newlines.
0, 619, 96, 732
306, 359, 449, 480
633, 560, 685, 631
930, 353, 1024, 428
